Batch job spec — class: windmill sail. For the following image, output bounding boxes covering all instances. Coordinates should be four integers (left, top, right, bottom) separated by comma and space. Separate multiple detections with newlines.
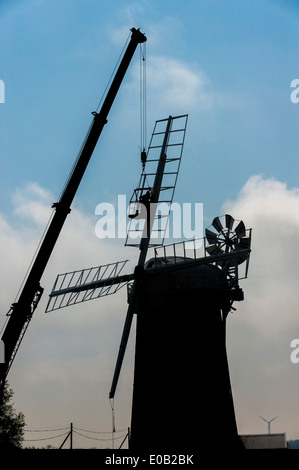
126, 114, 188, 247
46, 260, 132, 312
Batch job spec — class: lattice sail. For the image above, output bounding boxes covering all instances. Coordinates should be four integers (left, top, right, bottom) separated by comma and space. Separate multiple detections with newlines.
46, 260, 132, 312
126, 114, 188, 247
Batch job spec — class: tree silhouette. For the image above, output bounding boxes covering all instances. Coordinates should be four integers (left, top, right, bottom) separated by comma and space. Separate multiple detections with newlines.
0, 382, 25, 448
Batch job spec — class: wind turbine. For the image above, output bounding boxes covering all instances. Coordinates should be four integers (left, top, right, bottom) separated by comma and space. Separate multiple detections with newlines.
260, 416, 279, 434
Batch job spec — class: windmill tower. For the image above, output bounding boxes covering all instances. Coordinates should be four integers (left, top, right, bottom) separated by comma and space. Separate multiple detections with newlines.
46, 114, 252, 451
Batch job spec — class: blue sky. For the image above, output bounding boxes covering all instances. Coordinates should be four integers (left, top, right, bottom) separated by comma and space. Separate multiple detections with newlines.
1, 0, 299, 449
1, 0, 299, 219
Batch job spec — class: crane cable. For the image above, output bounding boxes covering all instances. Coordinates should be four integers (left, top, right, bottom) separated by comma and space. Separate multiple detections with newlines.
140, 42, 147, 169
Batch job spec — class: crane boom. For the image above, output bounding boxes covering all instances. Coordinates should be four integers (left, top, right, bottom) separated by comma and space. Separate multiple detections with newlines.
0, 27, 146, 391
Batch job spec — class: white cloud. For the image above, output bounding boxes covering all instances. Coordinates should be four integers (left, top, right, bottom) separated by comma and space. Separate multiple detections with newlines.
116, 53, 217, 134
12, 182, 53, 225
223, 174, 299, 335
222, 174, 299, 438
0, 183, 138, 447
3, 176, 299, 443
120, 51, 244, 130
146, 56, 213, 111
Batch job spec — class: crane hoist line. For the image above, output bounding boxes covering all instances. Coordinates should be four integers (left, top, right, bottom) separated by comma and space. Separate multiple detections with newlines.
0, 27, 147, 394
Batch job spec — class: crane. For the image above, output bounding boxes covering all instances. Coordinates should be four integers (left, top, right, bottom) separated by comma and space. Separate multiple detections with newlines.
0, 27, 146, 396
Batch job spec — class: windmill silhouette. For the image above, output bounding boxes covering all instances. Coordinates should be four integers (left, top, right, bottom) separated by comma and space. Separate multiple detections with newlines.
46, 114, 252, 451
260, 416, 279, 434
